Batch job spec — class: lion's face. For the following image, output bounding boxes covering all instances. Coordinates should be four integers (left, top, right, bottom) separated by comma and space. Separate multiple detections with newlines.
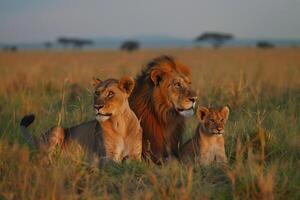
92, 77, 135, 122
196, 106, 229, 134
168, 74, 197, 117
151, 69, 197, 117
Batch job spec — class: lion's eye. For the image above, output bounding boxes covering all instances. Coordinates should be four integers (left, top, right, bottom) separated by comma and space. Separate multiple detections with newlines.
220, 119, 224, 122
107, 91, 114, 98
174, 82, 181, 88
209, 119, 215, 123
94, 91, 100, 96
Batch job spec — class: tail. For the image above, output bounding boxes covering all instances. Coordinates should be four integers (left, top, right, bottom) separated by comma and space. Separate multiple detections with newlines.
20, 114, 37, 148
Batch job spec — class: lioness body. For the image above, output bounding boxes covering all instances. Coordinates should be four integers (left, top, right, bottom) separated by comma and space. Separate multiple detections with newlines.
20, 77, 142, 162
180, 106, 229, 165
129, 56, 197, 163
100, 106, 142, 161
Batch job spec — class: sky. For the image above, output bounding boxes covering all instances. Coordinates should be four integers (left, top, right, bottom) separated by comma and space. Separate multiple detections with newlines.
0, 0, 300, 43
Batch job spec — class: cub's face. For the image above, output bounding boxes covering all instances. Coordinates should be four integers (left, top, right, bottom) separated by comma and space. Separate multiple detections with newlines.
196, 106, 229, 134
92, 76, 135, 122
151, 70, 197, 117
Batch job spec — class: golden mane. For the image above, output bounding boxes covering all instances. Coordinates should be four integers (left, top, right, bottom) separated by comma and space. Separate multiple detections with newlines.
129, 55, 192, 163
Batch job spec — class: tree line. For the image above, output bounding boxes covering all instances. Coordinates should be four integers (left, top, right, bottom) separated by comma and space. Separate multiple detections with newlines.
2, 32, 279, 52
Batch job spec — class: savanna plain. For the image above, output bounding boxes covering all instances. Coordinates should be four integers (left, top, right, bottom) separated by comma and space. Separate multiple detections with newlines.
0, 48, 299, 199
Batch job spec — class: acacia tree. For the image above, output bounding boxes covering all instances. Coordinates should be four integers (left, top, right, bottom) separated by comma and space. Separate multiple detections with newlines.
120, 40, 140, 52
256, 41, 275, 49
57, 37, 93, 49
195, 32, 234, 48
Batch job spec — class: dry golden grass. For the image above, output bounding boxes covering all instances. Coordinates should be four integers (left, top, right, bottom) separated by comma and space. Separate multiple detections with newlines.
0, 48, 299, 199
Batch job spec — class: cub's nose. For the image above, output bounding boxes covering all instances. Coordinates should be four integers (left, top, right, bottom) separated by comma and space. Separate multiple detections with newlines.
189, 96, 197, 103
94, 104, 104, 110
217, 127, 223, 131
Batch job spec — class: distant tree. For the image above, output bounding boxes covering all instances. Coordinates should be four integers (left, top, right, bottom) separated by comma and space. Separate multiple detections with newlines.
57, 37, 94, 49
57, 37, 71, 48
10, 46, 18, 52
195, 32, 234, 48
3, 45, 18, 52
256, 41, 275, 49
72, 40, 93, 49
120, 40, 140, 52
44, 42, 52, 49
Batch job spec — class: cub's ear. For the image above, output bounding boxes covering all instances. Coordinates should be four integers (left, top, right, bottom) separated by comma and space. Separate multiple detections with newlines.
92, 77, 102, 88
196, 106, 209, 122
150, 69, 163, 86
119, 76, 135, 95
220, 106, 230, 120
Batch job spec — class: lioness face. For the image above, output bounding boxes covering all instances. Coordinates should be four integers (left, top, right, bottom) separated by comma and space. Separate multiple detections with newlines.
92, 77, 135, 122
151, 69, 197, 117
197, 106, 229, 134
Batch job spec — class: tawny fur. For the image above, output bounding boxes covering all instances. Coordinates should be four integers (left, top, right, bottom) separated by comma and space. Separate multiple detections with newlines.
101, 109, 142, 161
180, 106, 229, 166
20, 77, 142, 163
129, 55, 197, 163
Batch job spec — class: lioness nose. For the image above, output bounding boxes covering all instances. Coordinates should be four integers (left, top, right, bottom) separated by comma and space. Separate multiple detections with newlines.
217, 127, 222, 131
189, 96, 197, 103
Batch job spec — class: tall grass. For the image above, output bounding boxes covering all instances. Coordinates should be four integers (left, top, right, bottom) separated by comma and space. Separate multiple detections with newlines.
0, 48, 299, 199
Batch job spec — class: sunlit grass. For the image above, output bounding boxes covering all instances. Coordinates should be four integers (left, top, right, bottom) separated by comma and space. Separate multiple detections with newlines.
0, 48, 299, 199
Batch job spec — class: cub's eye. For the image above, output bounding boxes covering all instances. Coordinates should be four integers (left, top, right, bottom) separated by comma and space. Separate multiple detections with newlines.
174, 82, 181, 88
220, 119, 225, 122
107, 91, 114, 98
209, 119, 215, 123
94, 91, 100, 96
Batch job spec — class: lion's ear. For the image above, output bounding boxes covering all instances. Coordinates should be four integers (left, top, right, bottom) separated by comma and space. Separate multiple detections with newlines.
92, 77, 102, 88
150, 69, 163, 86
220, 106, 229, 120
196, 106, 209, 122
119, 76, 135, 95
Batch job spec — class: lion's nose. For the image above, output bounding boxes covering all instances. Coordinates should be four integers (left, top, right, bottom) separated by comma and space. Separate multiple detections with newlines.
217, 127, 223, 131
189, 96, 197, 103
94, 104, 104, 110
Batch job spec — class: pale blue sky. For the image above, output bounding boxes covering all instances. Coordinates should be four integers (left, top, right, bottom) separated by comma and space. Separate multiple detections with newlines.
0, 0, 300, 43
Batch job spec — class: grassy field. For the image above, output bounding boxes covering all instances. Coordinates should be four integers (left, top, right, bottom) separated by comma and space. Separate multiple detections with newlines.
0, 48, 299, 199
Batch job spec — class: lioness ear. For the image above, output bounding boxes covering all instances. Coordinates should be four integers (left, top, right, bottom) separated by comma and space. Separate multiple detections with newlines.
92, 77, 102, 88
119, 76, 135, 95
220, 106, 229, 120
150, 69, 163, 86
196, 106, 209, 122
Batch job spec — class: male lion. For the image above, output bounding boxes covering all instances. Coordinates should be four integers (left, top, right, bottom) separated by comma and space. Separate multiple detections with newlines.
180, 106, 229, 166
129, 55, 197, 163
20, 76, 142, 162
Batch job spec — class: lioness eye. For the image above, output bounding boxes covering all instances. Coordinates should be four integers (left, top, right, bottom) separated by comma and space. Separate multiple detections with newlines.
94, 91, 100, 96
108, 91, 114, 98
174, 82, 181, 88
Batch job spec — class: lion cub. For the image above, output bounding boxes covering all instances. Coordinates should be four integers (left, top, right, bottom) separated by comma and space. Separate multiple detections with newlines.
20, 76, 142, 163
180, 106, 229, 166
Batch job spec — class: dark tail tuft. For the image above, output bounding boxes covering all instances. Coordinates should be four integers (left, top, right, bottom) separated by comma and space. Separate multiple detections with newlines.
20, 114, 35, 127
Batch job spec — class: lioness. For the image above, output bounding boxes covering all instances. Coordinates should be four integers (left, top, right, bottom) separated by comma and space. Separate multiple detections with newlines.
180, 106, 229, 166
20, 76, 142, 162
129, 55, 197, 163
